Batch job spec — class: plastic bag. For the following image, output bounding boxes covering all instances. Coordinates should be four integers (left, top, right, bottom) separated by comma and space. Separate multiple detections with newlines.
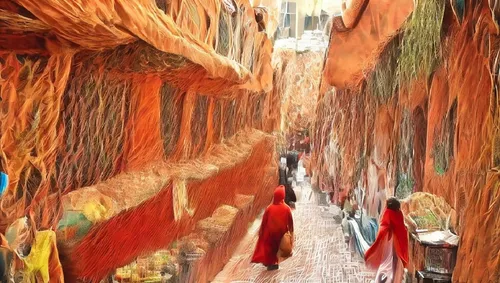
279, 231, 293, 256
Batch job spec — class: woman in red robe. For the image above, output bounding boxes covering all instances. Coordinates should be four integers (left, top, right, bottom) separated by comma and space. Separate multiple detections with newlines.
252, 185, 294, 270
365, 197, 409, 283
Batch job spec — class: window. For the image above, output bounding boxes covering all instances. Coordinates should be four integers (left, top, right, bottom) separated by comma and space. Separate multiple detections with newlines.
278, 1, 296, 38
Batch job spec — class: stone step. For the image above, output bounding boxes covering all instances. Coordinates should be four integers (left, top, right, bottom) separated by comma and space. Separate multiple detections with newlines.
233, 194, 254, 210
196, 205, 239, 245
174, 195, 260, 283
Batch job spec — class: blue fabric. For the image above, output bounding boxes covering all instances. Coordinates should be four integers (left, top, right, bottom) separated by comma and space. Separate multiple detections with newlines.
0, 172, 8, 196
361, 218, 379, 245
348, 220, 368, 258
454, 0, 465, 21
349, 216, 379, 259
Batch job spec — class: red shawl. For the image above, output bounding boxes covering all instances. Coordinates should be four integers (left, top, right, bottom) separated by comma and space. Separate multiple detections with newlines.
365, 208, 409, 268
251, 186, 294, 266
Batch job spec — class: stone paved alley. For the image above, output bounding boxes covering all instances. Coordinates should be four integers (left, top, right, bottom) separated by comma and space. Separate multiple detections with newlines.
213, 183, 375, 283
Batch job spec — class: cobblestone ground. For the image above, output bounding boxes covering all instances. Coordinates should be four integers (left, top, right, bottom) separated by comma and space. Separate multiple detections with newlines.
213, 183, 376, 283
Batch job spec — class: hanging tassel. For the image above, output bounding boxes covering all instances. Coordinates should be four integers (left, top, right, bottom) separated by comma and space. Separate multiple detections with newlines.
172, 179, 194, 221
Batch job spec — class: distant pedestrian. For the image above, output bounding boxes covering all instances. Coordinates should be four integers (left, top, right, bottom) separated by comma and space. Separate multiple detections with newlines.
284, 182, 297, 209
279, 162, 288, 186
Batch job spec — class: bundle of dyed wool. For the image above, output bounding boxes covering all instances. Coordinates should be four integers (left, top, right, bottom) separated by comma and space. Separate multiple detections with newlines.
312, 0, 500, 280
272, 49, 323, 137
0, 0, 281, 282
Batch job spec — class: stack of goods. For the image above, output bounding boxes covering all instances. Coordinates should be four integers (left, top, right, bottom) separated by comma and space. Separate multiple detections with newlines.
401, 192, 456, 233
401, 193, 458, 281
116, 251, 175, 282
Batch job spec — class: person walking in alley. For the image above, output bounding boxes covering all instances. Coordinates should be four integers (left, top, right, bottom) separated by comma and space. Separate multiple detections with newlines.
278, 159, 288, 186
279, 157, 297, 208
284, 182, 297, 209
364, 197, 408, 283
251, 185, 294, 271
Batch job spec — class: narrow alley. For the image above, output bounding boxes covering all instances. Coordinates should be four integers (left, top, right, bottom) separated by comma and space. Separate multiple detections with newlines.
213, 182, 375, 283
1, 0, 498, 282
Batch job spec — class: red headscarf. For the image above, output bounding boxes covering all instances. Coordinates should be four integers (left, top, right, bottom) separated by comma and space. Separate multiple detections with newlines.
251, 186, 294, 266
272, 185, 286, 204
365, 208, 409, 268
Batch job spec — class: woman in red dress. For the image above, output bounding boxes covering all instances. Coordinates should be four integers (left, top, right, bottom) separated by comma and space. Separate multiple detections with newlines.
365, 197, 409, 283
251, 185, 294, 270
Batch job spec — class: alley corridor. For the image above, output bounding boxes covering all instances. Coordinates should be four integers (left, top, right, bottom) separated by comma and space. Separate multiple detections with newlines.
213, 183, 375, 283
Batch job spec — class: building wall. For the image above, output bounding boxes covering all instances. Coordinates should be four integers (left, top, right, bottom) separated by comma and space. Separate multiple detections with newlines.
302, 0, 342, 36
280, 0, 342, 38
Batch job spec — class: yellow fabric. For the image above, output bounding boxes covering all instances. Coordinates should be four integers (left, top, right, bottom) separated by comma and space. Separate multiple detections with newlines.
23, 230, 56, 283
82, 202, 108, 223
172, 179, 194, 221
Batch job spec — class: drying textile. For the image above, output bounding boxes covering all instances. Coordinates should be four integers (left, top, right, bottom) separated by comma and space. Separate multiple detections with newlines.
346, 215, 378, 258
23, 230, 64, 283
57, 211, 93, 240
0, 172, 8, 196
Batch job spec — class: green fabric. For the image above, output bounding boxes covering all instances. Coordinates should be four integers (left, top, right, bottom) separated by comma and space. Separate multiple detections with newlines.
57, 211, 93, 237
